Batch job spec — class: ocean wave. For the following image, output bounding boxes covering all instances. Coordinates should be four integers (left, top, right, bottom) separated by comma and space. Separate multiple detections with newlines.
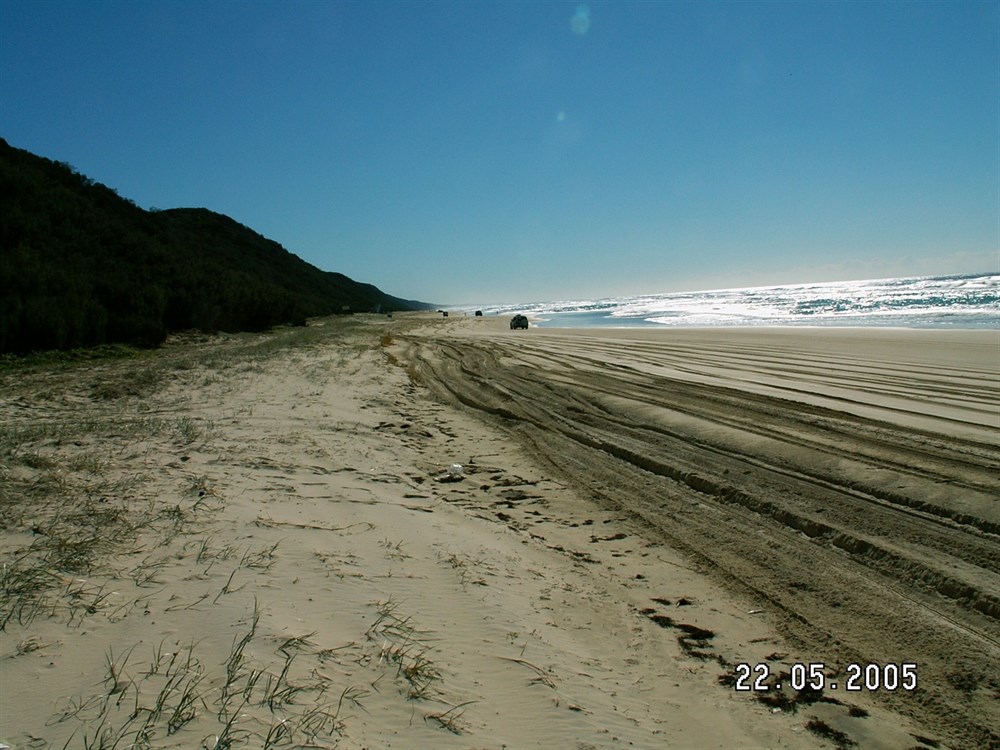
473, 273, 1000, 329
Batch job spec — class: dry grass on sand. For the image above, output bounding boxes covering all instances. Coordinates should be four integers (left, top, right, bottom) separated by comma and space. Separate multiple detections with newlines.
1, 314, 996, 749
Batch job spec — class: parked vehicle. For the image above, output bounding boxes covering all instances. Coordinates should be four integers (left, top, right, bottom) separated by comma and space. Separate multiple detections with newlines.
510, 314, 529, 330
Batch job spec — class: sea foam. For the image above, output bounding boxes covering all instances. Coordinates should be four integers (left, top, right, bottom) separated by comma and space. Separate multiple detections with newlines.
473, 273, 1000, 329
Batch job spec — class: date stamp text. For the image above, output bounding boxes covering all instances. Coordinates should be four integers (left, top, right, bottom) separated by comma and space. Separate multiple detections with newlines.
733, 662, 918, 692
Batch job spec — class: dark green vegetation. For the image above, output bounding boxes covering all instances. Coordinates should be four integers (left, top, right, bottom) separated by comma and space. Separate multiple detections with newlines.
0, 138, 429, 354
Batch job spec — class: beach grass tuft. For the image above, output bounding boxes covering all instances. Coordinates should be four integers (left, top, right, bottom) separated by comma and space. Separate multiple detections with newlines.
367, 597, 443, 700
425, 700, 477, 734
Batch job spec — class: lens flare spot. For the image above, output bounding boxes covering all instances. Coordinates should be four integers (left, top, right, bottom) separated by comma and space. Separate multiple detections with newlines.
570, 4, 590, 35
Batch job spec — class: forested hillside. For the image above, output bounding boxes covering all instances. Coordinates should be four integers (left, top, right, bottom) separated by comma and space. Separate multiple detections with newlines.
0, 138, 428, 353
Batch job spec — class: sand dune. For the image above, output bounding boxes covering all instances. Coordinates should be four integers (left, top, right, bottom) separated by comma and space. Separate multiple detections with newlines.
0, 316, 996, 749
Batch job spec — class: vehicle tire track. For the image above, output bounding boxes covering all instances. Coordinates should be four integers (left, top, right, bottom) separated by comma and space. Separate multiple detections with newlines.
396, 331, 1000, 750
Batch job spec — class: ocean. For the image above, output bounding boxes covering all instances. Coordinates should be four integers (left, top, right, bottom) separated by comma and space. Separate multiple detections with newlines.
474, 272, 1000, 329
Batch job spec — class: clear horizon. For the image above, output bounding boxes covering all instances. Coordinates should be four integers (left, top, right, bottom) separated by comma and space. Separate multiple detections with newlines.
2, 1, 997, 304
453, 269, 997, 309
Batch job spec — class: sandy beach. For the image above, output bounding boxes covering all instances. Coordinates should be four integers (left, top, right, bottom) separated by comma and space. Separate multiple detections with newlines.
1, 314, 997, 749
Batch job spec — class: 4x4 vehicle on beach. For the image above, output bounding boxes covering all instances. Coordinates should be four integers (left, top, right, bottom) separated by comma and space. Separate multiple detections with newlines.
510, 314, 529, 330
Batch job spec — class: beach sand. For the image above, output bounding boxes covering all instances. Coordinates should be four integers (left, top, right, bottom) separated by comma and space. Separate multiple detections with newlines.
1, 314, 996, 749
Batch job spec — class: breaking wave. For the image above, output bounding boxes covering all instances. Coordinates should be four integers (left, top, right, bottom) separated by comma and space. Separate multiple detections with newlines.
475, 273, 999, 329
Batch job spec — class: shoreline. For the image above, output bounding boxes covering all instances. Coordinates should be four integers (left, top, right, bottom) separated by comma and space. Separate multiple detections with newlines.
449, 309, 1000, 333
533, 322, 1000, 331
444, 270, 1000, 331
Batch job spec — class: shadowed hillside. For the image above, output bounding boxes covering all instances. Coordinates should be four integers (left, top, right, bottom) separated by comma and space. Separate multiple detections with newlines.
0, 138, 430, 353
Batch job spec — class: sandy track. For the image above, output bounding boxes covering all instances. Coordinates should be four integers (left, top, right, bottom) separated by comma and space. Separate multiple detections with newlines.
1, 319, 995, 749
397, 322, 1000, 749
11, 320, 912, 750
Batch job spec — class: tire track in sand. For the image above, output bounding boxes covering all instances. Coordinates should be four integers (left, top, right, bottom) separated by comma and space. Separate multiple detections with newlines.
397, 327, 1000, 750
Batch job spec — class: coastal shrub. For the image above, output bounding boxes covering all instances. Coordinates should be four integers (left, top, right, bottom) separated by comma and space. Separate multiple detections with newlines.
0, 138, 428, 354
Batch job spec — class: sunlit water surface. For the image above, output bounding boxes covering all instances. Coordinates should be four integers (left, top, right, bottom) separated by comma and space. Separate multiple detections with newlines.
470, 273, 999, 329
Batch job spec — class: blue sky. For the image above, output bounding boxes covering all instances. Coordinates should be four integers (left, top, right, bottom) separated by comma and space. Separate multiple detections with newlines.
2, 1, 997, 304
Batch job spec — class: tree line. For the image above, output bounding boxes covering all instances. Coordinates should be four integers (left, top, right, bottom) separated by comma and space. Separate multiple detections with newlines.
0, 138, 426, 354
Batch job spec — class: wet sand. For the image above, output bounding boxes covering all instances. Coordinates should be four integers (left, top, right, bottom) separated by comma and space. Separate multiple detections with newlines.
0, 315, 996, 749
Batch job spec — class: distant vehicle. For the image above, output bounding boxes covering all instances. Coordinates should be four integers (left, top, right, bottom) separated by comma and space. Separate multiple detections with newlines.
474, 310, 483, 317
510, 314, 528, 330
